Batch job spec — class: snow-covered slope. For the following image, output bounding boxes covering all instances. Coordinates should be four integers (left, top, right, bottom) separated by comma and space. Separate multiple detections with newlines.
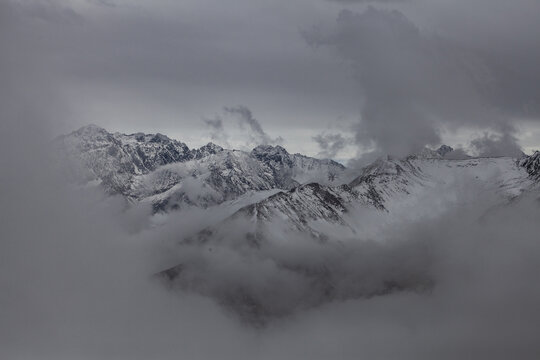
519, 151, 540, 179
57, 127, 540, 323
57, 127, 539, 231
350, 155, 533, 211
181, 154, 536, 247
149, 145, 539, 323
56, 125, 347, 211
55, 124, 192, 195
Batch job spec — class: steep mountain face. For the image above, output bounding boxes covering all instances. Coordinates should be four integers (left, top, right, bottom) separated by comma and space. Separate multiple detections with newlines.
191, 142, 224, 159
436, 144, 454, 157
56, 125, 347, 211
348, 156, 427, 210
349, 155, 535, 212
55, 124, 192, 195
135, 149, 302, 211
251, 145, 345, 184
56, 126, 540, 324
182, 155, 536, 248
520, 151, 540, 179
184, 183, 361, 245
156, 153, 537, 324
57, 126, 539, 231
58, 126, 539, 235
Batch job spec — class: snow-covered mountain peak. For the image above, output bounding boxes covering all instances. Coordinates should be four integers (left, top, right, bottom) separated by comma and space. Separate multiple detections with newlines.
410, 145, 455, 160
519, 151, 540, 178
193, 142, 224, 159
251, 144, 288, 154
251, 144, 291, 165
59, 125, 540, 226
148, 133, 172, 143
436, 144, 454, 157
75, 123, 108, 134
56, 125, 348, 211
68, 124, 112, 142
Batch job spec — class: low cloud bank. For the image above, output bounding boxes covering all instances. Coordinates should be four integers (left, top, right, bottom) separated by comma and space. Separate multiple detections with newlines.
2, 133, 540, 358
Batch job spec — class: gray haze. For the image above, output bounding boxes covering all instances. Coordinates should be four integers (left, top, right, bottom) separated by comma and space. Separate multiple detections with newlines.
305, 4, 540, 163
2, 0, 540, 158
2, 125, 540, 358
224, 105, 284, 148
313, 133, 352, 159
2, 0, 540, 359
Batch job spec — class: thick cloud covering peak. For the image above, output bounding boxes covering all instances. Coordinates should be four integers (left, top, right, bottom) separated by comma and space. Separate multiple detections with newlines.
305, 5, 539, 163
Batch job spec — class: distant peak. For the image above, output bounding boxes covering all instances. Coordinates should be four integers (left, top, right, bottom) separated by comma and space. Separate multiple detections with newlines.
251, 144, 289, 155
201, 142, 224, 151
198, 142, 224, 154
72, 124, 109, 137
192, 142, 224, 159
519, 150, 540, 178
149, 133, 171, 143
76, 124, 107, 133
411, 145, 455, 159
251, 144, 292, 165
436, 145, 454, 157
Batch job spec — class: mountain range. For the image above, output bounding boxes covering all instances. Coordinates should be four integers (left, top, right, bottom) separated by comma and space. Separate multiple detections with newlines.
56, 125, 540, 323
55, 124, 347, 212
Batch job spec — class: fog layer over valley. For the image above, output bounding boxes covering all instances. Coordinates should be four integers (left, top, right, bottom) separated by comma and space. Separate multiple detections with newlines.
3, 0, 540, 358
3, 123, 540, 358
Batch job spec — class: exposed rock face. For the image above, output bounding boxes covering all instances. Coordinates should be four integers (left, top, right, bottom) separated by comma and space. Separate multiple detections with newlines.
56, 125, 540, 324
184, 155, 536, 248
436, 144, 454, 157
520, 151, 540, 178
192, 142, 224, 159
55, 125, 347, 211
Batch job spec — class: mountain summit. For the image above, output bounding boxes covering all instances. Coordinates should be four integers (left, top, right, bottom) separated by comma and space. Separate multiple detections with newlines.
54, 125, 540, 323
55, 125, 347, 211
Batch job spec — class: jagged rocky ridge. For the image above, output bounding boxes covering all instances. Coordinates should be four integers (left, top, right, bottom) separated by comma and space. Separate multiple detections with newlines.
159, 152, 538, 324
55, 125, 346, 211
180, 154, 537, 247
519, 150, 540, 179
58, 125, 540, 324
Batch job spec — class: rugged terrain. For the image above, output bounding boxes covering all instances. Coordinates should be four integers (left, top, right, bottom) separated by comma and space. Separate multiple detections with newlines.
57, 125, 540, 323
55, 125, 347, 212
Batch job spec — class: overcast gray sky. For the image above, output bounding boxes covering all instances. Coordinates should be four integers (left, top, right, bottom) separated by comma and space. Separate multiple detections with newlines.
2, 0, 540, 160
3, 2, 540, 358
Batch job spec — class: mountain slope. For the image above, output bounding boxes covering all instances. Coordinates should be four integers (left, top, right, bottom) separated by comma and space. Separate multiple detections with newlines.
55, 126, 540, 324
56, 125, 348, 211
180, 154, 536, 247
519, 151, 540, 179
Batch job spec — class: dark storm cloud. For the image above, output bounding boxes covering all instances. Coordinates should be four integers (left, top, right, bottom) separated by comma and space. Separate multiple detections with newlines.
424, 0, 540, 120
304, 6, 529, 162
471, 132, 524, 158
0, 0, 359, 142
3, 2, 540, 360
4, 0, 539, 157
